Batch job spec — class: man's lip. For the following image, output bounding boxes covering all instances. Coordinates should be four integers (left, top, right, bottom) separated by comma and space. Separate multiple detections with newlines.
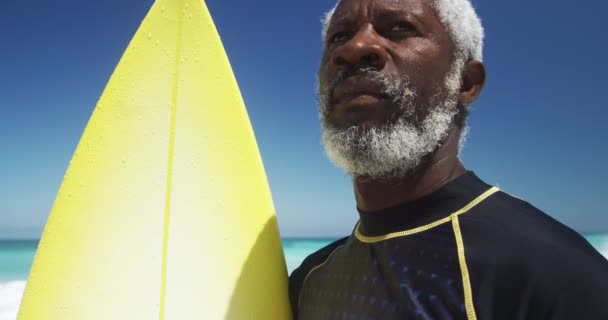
330, 95, 386, 127
331, 77, 387, 106
333, 95, 385, 112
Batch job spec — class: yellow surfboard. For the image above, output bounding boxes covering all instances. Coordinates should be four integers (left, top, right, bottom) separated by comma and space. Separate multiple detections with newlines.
18, 0, 292, 319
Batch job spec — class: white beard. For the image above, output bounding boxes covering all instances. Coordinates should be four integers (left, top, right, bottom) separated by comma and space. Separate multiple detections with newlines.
319, 60, 465, 180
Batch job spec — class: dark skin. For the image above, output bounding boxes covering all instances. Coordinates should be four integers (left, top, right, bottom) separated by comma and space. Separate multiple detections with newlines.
319, 0, 486, 212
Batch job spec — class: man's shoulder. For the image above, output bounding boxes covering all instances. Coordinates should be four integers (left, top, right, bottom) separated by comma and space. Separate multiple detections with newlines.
289, 236, 349, 284
466, 189, 595, 248
460, 190, 608, 317
287, 236, 349, 315
470, 189, 562, 225
463, 189, 608, 282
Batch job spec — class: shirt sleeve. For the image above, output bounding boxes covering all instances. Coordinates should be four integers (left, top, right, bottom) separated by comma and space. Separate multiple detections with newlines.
288, 237, 349, 319
547, 265, 608, 320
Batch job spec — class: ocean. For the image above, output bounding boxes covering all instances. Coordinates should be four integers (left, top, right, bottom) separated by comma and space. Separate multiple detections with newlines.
1, 235, 607, 319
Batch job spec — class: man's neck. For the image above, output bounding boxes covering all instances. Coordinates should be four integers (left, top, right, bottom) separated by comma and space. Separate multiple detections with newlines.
353, 127, 466, 212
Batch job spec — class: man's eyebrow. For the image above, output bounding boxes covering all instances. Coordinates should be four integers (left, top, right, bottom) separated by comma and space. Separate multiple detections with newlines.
374, 9, 424, 26
328, 8, 427, 32
328, 12, 355, 30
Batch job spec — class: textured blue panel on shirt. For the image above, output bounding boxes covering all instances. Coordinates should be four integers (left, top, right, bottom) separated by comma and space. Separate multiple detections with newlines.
298, 223, 467, 319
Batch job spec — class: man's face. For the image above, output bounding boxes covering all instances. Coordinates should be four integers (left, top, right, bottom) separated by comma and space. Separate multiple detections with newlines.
318, 0, 463, 180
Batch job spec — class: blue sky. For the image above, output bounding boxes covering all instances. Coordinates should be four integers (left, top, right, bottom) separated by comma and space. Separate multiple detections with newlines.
0, 0, 606, 238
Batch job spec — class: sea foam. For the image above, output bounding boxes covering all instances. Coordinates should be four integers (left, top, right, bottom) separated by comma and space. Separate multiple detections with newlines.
0, 247, 606, 320
0, 281, 25, 320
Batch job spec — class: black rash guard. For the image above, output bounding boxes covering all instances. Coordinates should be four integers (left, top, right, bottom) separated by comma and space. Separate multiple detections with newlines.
289, 172, 608, 320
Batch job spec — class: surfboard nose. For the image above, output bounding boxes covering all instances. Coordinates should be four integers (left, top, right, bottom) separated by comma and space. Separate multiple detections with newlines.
18, 0, 292, 319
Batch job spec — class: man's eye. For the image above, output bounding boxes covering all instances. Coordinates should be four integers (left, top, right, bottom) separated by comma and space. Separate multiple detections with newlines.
390, 22, 413, 32
330, 31, 352, 44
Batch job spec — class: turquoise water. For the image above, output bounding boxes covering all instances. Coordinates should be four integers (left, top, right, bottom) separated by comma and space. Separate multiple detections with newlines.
0, 239, 338, 282
283, 238, 339, 273
0, 238, 336, 282
0, 241, 38, 282
584, 234, 608, 251
0, 235, 607, 320
1, 235, 608, 281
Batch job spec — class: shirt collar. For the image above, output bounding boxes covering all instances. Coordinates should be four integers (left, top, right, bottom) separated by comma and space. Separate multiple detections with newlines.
357, 171, 490, 237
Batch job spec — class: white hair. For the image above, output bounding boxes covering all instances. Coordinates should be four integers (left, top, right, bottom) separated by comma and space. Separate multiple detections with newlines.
321, 0, 484, 62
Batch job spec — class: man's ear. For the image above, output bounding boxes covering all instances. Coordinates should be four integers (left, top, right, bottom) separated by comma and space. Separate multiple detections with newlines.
458, 60, 486, 107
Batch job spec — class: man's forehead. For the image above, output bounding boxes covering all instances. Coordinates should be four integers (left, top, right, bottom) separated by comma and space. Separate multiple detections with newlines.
331, 0, 430, 22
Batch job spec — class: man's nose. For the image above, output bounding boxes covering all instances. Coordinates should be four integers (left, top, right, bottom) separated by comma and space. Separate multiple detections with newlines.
332, 24, 388, 70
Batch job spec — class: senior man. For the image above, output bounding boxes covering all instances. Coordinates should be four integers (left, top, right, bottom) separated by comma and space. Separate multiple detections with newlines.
288, 0, 608, 319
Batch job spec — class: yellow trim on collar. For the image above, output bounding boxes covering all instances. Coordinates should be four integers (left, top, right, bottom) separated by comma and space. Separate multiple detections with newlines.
354, 186, 500, 243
